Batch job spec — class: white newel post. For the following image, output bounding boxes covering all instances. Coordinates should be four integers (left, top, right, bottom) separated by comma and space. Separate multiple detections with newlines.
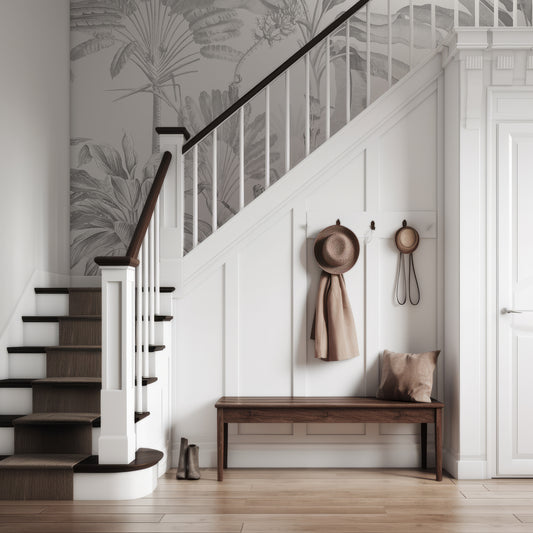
157, 129, 188, 262
99, 265, 136, 464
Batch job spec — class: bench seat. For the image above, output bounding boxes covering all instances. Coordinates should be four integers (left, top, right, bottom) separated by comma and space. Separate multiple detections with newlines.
215, 396, 443, 481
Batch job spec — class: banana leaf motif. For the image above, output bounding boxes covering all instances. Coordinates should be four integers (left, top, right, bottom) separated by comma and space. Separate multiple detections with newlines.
179, 88, 280, 243
70, 132, 162, 275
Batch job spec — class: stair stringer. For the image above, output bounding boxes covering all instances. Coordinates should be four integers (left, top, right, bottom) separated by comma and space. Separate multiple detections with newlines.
160, 50, 444, 295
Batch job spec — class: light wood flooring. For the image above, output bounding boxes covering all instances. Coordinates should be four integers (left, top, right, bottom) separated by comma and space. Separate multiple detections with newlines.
2, 468, 533, 532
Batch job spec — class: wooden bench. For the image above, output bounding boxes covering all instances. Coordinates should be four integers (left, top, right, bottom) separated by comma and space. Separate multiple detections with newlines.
215, 396, 443, 481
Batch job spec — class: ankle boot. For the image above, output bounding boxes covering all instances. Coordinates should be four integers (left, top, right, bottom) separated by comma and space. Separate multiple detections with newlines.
176, 437, 188, 480
187, 444, 200, 480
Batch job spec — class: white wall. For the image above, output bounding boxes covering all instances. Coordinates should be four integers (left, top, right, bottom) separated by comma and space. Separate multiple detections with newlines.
0, 0, 70, 375
168, 55, 445, 468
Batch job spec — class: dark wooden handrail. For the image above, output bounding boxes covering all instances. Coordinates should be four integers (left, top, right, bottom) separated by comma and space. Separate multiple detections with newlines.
95, 151, 172, 268
182, 0, 371, 154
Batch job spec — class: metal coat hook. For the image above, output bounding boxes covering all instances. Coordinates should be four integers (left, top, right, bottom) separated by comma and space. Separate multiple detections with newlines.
365, 220, 376, 244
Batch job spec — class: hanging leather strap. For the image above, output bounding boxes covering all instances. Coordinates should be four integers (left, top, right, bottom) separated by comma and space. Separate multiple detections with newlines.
395, 252, 407, 305
408, 253, 421, 305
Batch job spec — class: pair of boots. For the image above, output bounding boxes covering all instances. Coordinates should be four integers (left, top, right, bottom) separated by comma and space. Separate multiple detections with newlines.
176, 438, 200, 480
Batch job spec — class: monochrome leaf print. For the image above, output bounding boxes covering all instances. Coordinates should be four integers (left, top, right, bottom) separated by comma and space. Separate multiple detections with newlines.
110, 42, 137, 78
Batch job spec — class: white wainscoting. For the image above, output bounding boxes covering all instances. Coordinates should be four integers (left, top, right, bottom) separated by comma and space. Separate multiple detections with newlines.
170, 66, 444, 469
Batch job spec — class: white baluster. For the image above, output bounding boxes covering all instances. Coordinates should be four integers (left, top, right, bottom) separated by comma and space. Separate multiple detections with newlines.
285, 69, 291, 173
512, 0, 517, 26
346, 20, 350, 124
265, 85, 271, 188
455, 0, 459, 27
135, 250, 143, 413
305, 54, 310, 156
149, 219, 155, 346
154, 200, 160, 314
493, 0, 498, 27
326, 36, 331, 140
212, 129, 217, 232
475, 0, 480, 26
409, 0, 414, 68
239, 107, 245, 209
142, 238, 149, 379
366, 3, 371, 106
192, 145, 198, 248
388, 0, 392, 88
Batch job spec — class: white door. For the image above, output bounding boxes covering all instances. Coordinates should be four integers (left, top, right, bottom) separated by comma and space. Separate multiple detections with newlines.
497, 122, 533, 476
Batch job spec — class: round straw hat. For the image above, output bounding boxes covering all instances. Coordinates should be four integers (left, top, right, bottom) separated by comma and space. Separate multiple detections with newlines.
314, 221, 359, 275
395, 224, 420, 254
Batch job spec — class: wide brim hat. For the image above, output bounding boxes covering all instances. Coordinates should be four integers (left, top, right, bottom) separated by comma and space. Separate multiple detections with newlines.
314, 221, 359, 275
395, 224, 419, 254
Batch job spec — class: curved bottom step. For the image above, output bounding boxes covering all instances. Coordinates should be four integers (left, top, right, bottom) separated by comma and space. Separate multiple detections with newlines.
73, 449, 164, 500
0, 448, 163, 500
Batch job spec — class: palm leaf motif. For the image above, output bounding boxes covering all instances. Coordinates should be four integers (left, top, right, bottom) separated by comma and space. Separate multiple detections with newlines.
71, 0, 200, 152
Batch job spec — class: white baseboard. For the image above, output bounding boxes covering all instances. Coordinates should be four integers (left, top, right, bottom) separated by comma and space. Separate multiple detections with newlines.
444, 449, 488, 479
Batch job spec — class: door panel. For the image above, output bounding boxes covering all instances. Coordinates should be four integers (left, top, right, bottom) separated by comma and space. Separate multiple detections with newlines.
497, 122, 533, 476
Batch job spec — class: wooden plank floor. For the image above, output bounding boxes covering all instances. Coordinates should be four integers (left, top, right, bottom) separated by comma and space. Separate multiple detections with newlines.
2, 468, 533, 532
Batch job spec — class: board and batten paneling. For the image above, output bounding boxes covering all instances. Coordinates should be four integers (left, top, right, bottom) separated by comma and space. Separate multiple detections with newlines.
172, 82, 443, 468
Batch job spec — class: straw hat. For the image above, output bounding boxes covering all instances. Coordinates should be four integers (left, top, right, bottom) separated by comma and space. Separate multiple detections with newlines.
314, 220, 359, 275
395, 222, 419, 254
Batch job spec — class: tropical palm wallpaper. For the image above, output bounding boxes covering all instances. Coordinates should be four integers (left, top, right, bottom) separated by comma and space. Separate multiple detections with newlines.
70, 0, 531, 275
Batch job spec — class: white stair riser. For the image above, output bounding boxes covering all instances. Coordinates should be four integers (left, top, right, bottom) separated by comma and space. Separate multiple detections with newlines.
8, 354, 46, 379
0, 427, 100, 455
73, 465, 158, 500
23, 323, 58, 346
0, 429, 14, 455
0, 389, 32, 415
36, 294, 69, 316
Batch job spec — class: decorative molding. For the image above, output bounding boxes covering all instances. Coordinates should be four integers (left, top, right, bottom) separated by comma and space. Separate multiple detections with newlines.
465, 54, 483, 70
496, 55, 514, 70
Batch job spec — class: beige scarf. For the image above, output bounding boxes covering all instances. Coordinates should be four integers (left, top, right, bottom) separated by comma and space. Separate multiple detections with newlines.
311, 272, 359, 361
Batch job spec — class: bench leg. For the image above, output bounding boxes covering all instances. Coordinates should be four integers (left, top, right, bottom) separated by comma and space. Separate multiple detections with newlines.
435, 409, 442, 481
421, 423, 427, 469
217, 409, 224, 481
224, 423, 228, 469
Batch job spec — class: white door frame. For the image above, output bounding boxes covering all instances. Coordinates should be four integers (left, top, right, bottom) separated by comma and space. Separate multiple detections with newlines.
487, 87, 533, 478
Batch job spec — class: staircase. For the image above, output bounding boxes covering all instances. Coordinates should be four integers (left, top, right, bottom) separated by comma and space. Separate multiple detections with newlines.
1, 0, 530, 501
0, 287, 172, 499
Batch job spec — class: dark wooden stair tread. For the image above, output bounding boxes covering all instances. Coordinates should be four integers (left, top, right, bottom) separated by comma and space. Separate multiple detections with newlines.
0, 377, 157, 387
35, 287, 175, 294
0, 454, 89, 469
33, 377, 101, 386
7, 344, 165, 353
0, 415, 25, 427
0, 379, 36, 388
0, 412, 149, 427
14, 413, 100, 425
73, 448, 163, 473
22, 314, 173, 322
